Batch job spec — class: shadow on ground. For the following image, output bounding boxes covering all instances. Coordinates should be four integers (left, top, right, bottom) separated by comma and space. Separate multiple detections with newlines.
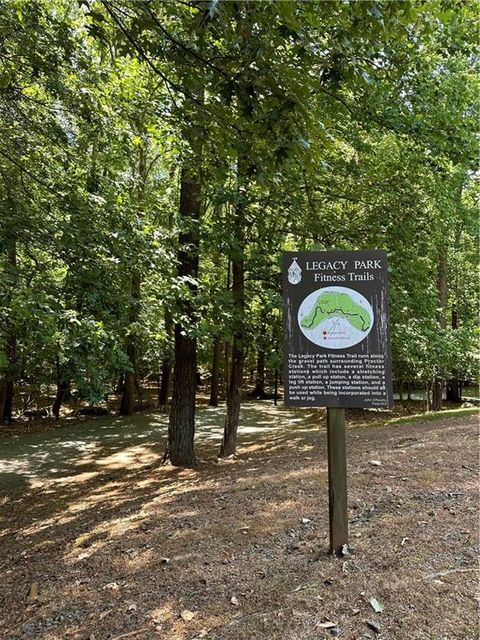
0, 405, 477, 640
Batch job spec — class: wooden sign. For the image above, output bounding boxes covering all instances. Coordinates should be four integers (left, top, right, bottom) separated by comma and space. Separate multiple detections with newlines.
282, 249, 393, 554
283, 250, 393, 409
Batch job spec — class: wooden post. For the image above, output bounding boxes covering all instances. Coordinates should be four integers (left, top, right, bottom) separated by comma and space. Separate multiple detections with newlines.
327, 407, 348, 554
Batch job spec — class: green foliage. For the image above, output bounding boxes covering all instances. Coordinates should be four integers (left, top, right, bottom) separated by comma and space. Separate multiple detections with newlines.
0, 0, 477, 410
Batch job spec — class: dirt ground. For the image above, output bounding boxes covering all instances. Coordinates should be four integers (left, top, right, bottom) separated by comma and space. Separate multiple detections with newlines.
0, 405, 478, 640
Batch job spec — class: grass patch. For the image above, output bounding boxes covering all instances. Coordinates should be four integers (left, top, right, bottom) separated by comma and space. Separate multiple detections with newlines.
389, 406, 479, 425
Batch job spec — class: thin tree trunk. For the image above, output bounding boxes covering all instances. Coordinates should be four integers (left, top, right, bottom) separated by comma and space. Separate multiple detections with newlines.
223, 258, 231, 397
224, 341, 230, 396
220, 335, 245, 458
115, 374, 124, 394
158, 309, 173, 406
252, 313, 267, 398
446, 303, 461, 403
120, 273, 141, 416
167, 164, 201, 467
209, 337, 221, 406
219, 158, 246, 458
1, 242, 17, 422
398, 380, 404, 401
52, 380, 69, 420
274, 368, 279, 406
433, 253, 448, 412
52, 354, 69, 420
432, 378, 443, 411
0, 385, 6, 422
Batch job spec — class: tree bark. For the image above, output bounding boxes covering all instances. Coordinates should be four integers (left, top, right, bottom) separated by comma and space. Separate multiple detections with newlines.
120, 273, 141, 416
398, 380, 404, 401
252, 309, 268, 398
158, 308, 173, 406
219, 158, 246, 458
52, 354, 69, 420
274, 368, 279, 406
209, 337, 221, 406
224, 341, 230, 395
167, 164, 201, 467
115, 374, 124, 394
433, 252, 448, 412
446, 303, 461, 403
1, 242, 17, 422
432, 378, 443, 411
52, 380, 69, 420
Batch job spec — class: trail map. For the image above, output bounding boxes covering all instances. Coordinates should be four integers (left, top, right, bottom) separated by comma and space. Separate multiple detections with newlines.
298, 286, 373, 349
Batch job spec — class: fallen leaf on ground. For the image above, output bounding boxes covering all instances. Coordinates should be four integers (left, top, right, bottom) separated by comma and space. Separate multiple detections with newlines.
99, 609, 112, 620
180, 609, 195, 622
27, 582, 39, 602
103, 582, 119, 591
318, 620, 337, 628
369, 596, 384, 613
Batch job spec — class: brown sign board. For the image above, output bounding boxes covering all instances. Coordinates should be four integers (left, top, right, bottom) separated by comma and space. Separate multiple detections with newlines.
283, 250, 393, 409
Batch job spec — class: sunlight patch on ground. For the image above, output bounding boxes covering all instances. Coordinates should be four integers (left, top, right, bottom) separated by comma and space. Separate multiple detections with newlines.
0, 403, 324, 489
95, 445, 161, 470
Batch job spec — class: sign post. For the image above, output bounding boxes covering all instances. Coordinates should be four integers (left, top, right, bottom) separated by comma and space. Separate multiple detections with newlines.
283, 250, 392, 555
327, 407, 348, 554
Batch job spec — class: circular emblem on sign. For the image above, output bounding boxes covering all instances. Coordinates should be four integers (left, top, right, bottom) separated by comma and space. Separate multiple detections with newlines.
297, 286, 373, 349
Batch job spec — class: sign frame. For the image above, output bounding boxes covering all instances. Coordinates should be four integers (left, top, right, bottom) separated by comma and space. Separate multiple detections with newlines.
283, 250, 393, 409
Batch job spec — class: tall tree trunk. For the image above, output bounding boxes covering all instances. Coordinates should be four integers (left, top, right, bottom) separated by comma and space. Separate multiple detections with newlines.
398, 380, 404, 401
224, 341, 230, 396
158, 308, 173, 406
167, 164, 201, 467
251, 312, 267, 398
120, 273, 141, 416
433, 253, 448, 412
115, 374, 124, 394
446, 303, 461, 403
0, 385, 6, 423
431, 378, 443, 411
223, 259, 231, 396
52, 380, 69, 420
274, 368, 279, 406
253, 348, 266, 398
219, 159, 246, 458
3, 334, 16, 421
52, 354, 70, 420
120, 137, 148, 417
407, 380, 413, 401
209, 337, 221, 407
1, 242, 17, 422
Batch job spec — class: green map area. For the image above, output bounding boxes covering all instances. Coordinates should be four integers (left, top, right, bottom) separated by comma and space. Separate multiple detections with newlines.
301, 291, 371, 332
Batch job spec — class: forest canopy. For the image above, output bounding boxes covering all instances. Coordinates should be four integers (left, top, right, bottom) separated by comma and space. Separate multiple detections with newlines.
0, 0, 478, 465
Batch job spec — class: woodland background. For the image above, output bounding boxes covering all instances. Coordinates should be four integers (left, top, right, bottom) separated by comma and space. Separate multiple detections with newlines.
0, 0, 478, 467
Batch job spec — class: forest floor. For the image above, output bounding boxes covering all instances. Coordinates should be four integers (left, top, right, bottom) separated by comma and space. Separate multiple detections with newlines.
0, 403, 478, 640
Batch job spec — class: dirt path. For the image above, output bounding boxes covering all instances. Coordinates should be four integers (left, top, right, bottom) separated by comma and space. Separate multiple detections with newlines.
0, 404, 298, 490
0, 409, 478, 639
